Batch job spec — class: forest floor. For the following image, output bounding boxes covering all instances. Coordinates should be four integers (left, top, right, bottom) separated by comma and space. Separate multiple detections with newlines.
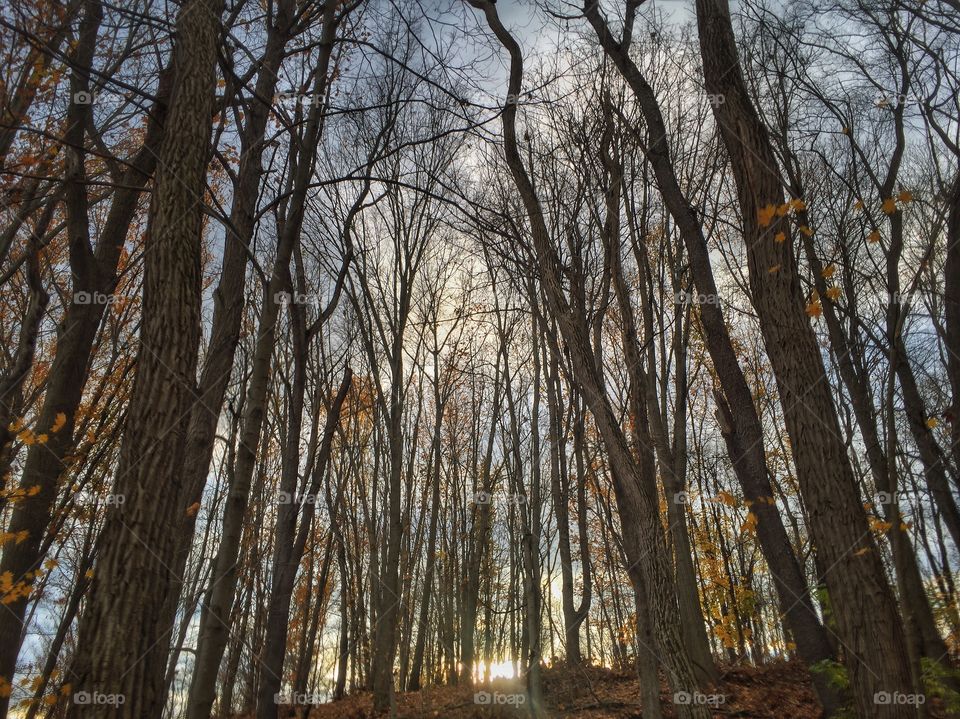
281, 661, 895, 718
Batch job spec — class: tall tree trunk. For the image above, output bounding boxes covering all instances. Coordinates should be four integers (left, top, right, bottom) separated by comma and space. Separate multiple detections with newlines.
255, 369, 352, 719
459, 358, 500, 684
694, 1, 916, 714
598, 112, 716, 685
65, 0, 224, 713
408, 348, 445, 691
945, 173, 960, 480
186, 9, 342, 714
582, 8, 841, 713
159, 0, 297, 675
0, 21, 171, 719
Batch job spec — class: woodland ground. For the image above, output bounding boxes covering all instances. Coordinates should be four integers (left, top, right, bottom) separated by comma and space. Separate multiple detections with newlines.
272, 662, 950, 718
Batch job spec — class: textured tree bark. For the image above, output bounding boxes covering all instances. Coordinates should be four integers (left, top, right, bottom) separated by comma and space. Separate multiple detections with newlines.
65, 0, 224, 713
582, 7, 841, 713
459, 360, 500, 685
255, 369, 352, 719
159, 0, 297, 677
946, 174, 960, 483
0, 14, 172, 717
694, 0, 916, 715
793, 190, 949, 665
408, 347, 447, 691
186, 8, 343, 714
598, 112, 717, 685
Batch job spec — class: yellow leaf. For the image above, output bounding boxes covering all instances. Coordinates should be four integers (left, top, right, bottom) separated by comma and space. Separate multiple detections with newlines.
791, 198, 807, 211
926, 417, 939, 429
43, 559, 58, 570
757, 204, 777, 228
806, 301, 823, 318
35, 434, 48, 445
868, 230, 881, 243
853, 199, 864, 211
717, 490, 737, 507
7, 418, 24, 432
854, 547, 871, 557
869, 517, 893, 533
741, 512, 758, 535
821, 264, 836, 278
776, 203, 790, 217
882, 198, 897, 215
60, 684, 71, 696
185, 502, 201, 517
825, 286, 842, 301
768, 264, 782, 274
16, 429, 35, 446
50, 412, 67, 433
774, 231, 786, 244
799, 225, 814, 237
897, 190, 913, 204
84, 569, 94, 579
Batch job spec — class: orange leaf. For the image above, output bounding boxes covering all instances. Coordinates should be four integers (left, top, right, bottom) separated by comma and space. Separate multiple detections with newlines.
757, 204, 777, 228
50, 412, 67, 433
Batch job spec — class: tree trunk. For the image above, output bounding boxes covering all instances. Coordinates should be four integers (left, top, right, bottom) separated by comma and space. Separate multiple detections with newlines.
695, 1, 916, 714
0, 26, 171, 719
581, 11, 841, 713
65, 0, 223, 713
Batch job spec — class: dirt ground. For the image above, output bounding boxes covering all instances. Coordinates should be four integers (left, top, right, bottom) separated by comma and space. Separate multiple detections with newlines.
280, 662, 849, 718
